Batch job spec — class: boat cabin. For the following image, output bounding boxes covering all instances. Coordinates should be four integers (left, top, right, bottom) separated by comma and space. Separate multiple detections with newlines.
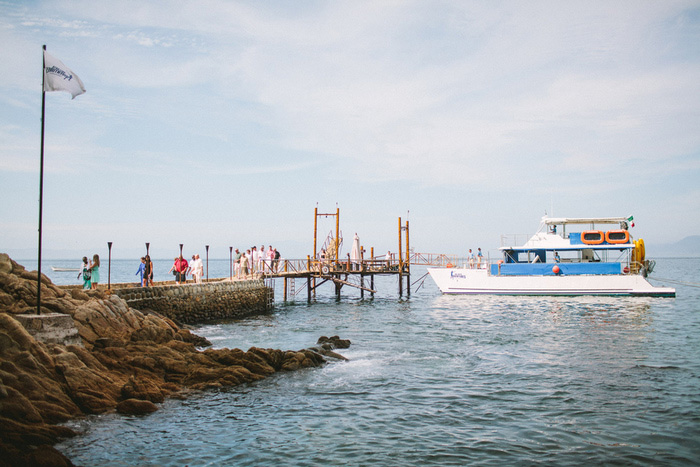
493, 216, 647, 276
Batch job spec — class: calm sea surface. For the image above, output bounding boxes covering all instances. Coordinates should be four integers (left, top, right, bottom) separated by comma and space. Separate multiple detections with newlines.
46, 258, 700, 466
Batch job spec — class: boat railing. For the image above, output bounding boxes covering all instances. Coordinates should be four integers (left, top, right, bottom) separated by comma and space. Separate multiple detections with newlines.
500, 233, 531, 248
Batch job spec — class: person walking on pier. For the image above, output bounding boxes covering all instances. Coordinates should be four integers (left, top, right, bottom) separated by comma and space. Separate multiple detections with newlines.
136, 257, 146, 286
169, 256, 188, 284
193, 254, 204, 283
179, 255, 189, 284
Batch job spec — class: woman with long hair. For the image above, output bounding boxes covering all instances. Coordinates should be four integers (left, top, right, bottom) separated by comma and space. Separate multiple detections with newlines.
144, 255, 153, 287
90, 254, 100, 289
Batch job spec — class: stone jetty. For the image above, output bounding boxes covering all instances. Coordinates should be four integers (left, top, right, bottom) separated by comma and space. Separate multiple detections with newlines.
110, 280, 273, 324
0, 254, 350, 466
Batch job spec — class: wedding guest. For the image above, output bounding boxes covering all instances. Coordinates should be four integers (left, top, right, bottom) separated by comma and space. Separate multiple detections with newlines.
146, 255, 154, 286
239, 252, 249, 277
78, 256, 91, 289
90, 254, 100, 289
136, 257, 146, 286
234, 249, 242, 276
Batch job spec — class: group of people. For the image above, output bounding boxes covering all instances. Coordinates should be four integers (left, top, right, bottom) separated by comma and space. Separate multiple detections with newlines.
467, 248, 484, 268
84, 246, 283, 288
233, 245, 281, 278
135, 255, 154, 287
78, 254, 100, 290
167, 254, 204, 284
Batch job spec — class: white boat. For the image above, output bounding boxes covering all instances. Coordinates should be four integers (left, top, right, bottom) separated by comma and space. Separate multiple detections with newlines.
51, 267, 80, 272
428, 216, 675, 297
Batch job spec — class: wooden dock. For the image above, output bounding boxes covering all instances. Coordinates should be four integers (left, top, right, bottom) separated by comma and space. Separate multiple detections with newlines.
244, 250, 461, 302
231, 209, 461, 302
259, 257, 408, 301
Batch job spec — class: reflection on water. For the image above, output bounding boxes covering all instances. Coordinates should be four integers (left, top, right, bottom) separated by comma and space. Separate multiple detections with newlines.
57, 260, 700, 466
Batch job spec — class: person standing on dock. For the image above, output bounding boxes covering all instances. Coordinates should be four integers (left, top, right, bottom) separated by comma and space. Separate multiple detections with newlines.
273, 248, 280, 272
79, 256, 91, 289
188, 255, 198, 283
90, 254, 100, 289
239, 252, 249, 278
146, 255, 154, 286
251, 246, 259, 273
267, 246, 275, 273
234, 249, 241, 276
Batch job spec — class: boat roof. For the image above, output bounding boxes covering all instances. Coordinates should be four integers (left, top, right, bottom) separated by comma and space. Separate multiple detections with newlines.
542, 217, 629, 225
498, 215, 635, 251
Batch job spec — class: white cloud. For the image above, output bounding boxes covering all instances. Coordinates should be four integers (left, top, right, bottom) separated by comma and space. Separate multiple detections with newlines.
0, 0, 698, 253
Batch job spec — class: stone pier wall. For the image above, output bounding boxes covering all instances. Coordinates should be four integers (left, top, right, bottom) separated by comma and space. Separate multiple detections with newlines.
111, 280, 273, 324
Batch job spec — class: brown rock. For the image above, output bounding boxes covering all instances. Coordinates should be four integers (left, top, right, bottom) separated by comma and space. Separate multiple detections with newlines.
0, 255, 350, 466
116, 398, 158, 415
121, 376, 166, 403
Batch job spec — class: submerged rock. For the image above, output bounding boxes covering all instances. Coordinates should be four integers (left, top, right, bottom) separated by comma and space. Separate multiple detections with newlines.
0, 253, 349, 466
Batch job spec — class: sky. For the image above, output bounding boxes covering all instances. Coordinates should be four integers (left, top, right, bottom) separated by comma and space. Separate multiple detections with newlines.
1, 0, 699, 262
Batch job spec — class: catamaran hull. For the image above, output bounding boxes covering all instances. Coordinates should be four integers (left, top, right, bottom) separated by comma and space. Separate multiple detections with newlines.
428, 268, 676, 297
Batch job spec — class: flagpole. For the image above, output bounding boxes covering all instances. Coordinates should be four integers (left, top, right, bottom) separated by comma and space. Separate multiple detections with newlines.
37, 45, 47, 315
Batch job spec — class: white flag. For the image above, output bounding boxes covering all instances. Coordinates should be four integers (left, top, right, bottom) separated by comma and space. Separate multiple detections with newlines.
43, 51, 86, 99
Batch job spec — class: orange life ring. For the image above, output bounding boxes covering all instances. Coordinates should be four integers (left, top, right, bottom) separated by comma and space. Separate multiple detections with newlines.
581, 230, 604, 245
605, 230, 630, 244
446, 263, 453, 268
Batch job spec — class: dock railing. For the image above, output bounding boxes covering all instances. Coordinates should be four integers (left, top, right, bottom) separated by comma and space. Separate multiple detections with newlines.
257, 256, 409, 277
252, 252, 476, 278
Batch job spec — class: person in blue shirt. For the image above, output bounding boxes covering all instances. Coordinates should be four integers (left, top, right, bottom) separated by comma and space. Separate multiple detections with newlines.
136, 257, 146, 286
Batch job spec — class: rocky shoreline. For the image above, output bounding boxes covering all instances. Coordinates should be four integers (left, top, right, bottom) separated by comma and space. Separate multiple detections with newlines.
0, 254, 349, 466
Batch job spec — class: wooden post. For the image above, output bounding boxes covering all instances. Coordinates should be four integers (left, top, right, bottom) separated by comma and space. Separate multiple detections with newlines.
307, 255, 312, 302
370, 246, 375, 298
405, 219, 410, 296
335, 207, 340, 262
107, 242, 112, 290
398, 217, 403, 296
283, 260, 288, 301
205, 244, 209, 282
360, 244, 364, 299
313, 207, 318, 261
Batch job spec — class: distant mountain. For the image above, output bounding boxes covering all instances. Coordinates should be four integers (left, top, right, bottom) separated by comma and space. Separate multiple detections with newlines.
647, 235, 700, 258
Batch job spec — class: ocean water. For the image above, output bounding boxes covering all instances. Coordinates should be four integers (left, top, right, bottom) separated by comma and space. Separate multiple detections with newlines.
53, 258, 700, 466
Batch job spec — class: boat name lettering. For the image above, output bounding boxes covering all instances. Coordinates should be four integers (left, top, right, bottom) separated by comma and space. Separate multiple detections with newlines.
450, 271, 466, 279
